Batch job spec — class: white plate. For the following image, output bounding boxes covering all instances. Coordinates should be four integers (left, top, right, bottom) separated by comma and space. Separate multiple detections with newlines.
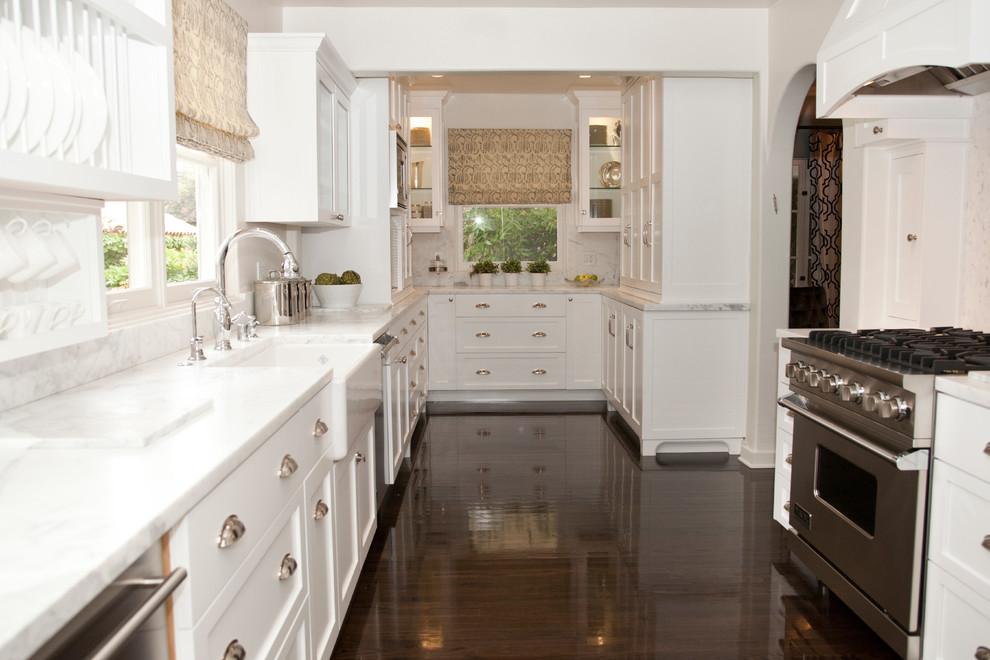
72, 56, 107, 162
0, 21, 27, 146
20, 26, 55, 153
39, 36, 75, 155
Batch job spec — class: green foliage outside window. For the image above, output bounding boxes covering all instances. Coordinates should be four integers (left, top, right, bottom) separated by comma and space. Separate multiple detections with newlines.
103, 233, 199, 289
462, 207, 557, 263
103, 231, 129, 289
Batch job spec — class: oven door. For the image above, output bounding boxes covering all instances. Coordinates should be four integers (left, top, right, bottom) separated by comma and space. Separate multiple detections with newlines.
782, 394, 929, 634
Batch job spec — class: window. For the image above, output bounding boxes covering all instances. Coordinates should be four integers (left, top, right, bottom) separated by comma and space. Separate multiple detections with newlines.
102, 147, 232, 320
460, 206, 560, 267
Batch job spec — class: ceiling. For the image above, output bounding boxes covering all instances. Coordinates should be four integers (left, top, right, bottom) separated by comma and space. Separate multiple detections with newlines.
280, 0, 779, 6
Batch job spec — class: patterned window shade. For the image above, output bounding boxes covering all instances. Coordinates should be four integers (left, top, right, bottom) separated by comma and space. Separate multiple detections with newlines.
173, 0, 260, 162
447, 129, 572, 205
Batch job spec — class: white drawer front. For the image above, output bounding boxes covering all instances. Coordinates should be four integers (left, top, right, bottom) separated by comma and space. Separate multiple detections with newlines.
456, 318, 566, 352
457, 355, 565, 389
773, 471, 791, 530
929, 462, 990, 602
774, 430, 793, 477
934, 394, 990, 483
172, 390, 326, 624
455, 294, 566, 317
201, 500, 307, 660
923, 562, 990, 660
775, 402, 794, 435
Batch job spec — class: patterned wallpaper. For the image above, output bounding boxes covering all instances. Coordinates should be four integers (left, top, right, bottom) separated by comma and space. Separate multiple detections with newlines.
961, 94, 990, 330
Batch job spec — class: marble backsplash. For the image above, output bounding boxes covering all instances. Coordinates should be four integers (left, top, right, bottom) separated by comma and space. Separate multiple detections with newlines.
962, 93, 990, 331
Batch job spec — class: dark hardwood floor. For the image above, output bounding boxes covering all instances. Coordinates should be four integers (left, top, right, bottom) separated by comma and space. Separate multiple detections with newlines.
331, 412, 901, 659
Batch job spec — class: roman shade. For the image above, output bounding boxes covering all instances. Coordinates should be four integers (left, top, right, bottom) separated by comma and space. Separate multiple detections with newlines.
447, 129, 572, 205
172, 0, 259, 162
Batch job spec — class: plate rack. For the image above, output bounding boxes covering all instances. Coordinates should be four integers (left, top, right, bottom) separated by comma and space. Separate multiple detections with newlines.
0, 0, 175, 201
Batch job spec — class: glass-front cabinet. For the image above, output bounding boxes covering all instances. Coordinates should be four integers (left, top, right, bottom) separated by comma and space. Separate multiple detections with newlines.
568, 90, 622, 232
408, 90, 450, 233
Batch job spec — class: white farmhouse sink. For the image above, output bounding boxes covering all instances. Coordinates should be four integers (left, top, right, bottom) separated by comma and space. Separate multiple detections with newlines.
206, 339, 355, 369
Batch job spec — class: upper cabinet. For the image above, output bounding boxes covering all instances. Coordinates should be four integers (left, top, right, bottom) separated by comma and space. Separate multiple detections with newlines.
245, 34, 357, 227
568, 90, 622, 232
0, 0, 177, 201
408, 90, 449, 233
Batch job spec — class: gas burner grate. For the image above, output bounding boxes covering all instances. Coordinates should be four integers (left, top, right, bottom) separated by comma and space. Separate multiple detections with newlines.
806, 328, 990, 374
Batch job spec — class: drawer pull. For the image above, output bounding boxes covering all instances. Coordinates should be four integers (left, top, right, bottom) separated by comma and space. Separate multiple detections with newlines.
532, 331, 547, 338
410, 380, 418, 388
217, 515, 245, 549
278, 554, 298, 581
786, 410, 794, 418
401, 327, 408, 335
223, 640, 246, 660
313, 418, 329, 437
410, 349, 417, 357
420, 391, 427, 398
419, 337, 425, 344
419, 310, 425, 316
984, 442, 990, 456
608, 313, 615, 337
356, 452, 367, 463
410, 319, 417, 326
419, 364, 426, 372
475, 303, 490, 309
976, 646, 990, 660
398, 356, 408, 364
783, 501, 791, 512
476, 331, 491, 338
278, 454, 299, 479
982, 535, 990, 552
532, 368, 547, 375
785, 454, 792, 465
410, 411, 418, 420
477, 429, 491, 437
476, 369, 491, 376
314, 499, 329, 520
532, 302, 547, 309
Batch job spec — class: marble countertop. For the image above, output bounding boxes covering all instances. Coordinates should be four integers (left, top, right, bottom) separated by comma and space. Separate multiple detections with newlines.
0, 285, 749, 658
426, 284, 750, 311
935, 372, 990, 409
0, 290, 431, 660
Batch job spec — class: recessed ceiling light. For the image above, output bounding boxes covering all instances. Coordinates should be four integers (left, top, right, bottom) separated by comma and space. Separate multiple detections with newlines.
431, 74, 444, 78
578, 74, 592, 79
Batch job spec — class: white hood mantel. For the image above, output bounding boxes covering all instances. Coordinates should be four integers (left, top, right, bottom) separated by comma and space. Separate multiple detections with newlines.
817, 0, 990, 117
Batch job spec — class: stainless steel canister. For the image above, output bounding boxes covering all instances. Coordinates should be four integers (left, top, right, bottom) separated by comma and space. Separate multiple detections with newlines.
254, 273, 296, 326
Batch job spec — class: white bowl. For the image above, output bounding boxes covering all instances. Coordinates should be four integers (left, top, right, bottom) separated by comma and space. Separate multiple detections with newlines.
313, 283, 361, 309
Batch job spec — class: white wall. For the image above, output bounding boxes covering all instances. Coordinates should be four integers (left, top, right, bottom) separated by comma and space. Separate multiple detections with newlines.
282, 7, 768, 76
740, 0, 843, 469
226, 0, 282, 32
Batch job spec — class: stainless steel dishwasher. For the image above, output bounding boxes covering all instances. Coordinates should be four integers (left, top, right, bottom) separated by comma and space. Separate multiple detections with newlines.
374, 332, 399, 512
28, 543, 186, 660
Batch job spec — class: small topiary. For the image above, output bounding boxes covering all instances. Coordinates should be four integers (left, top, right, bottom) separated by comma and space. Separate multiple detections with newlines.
469, 259, 499, 276
340, 270, 362, 285
500, 258, 522, 274
526, 258, 551, 274
315, 272, 341, 285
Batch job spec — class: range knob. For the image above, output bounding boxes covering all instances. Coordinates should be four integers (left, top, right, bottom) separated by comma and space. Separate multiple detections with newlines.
862, 390, 889, 413
878, 396, 911, 421
807, 369, 829, 388
794, 365, 814, 383
839, 381, 865, 403
785, 361, 806, 379
820, 374, 844, 394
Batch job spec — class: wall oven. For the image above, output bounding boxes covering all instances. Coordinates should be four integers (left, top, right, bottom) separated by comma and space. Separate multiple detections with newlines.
779, 328, 990, 660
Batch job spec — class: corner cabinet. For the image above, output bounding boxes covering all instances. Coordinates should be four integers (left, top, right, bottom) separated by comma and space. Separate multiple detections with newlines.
568, 90, 623, 232
245, 34, 357, 227
409, 90, 450, 233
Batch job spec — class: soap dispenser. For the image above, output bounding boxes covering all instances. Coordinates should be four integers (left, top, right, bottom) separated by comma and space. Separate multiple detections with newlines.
429, 254, 447, 272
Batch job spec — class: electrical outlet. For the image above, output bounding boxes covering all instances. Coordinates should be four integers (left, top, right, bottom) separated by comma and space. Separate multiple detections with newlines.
581, 252, 596, 266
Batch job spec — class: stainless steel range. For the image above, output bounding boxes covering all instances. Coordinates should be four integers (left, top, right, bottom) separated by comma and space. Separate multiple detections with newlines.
778, 328, 990, 660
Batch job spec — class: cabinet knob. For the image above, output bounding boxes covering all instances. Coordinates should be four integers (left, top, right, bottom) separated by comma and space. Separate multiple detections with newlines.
476, 369, 491, 376
314, 499, 329, 520
419, 364, 426, 371
532, 302, 547, 309
313, 418, 329, 437
568, 297, 573, 302
982, 535, 990, 552
419, 336, 425, 343
217, 515, 245, 549
419, 310, 425, 316
976, 647, 990, 660
398, 356, 408, 364
278, 553, 298, 581
277, 454, 299, 479
410, 380, 418, 388
532, 331, 547, 338
532, 368, 547, 375
223, 640, 246, 660
906, 233, 918, 242
475, 303, 490, 309
984, 442, 990, 456
476, 331, 490, 338
410, 349, 417, 357
785, 454, 792, 465
410, 319, 417, 326
783, 501, 791, 512
355, 452, 367, 463
448, 297, 454, 302
401, 327, 408, 335
872, 125, 883, 135
335, 214, 345, 221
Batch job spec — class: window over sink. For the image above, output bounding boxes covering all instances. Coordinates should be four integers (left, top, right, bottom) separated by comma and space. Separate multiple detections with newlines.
459, 205, 560, 268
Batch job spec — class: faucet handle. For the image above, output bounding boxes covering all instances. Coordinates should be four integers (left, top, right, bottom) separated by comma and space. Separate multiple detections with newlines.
232, 312, 260, 341
246, 315, 260, 339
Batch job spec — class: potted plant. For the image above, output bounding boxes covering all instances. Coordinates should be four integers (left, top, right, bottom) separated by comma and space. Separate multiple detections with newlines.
312, 270, 362, 309
469, 259, 498, 287
526, 258, 551, 287
500, 258, 522, 287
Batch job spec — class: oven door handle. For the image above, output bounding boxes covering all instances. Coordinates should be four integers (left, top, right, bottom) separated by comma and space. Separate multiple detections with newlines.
778, 394, 929, 471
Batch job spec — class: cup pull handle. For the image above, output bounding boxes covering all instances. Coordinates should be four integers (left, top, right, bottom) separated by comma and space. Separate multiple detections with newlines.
314, 499, 329, 520
223, 640, 246, 660
217, 515, 245, 549
313, 418, 329, 437
278, 554, 298, 581
475, 303, 490, 309
476, 331, 490, 338
278, 454, 298, 478
532, 369, 547, 375
476, 369, 491, 375
532, 331, 547, 338
532, 302, 547, 309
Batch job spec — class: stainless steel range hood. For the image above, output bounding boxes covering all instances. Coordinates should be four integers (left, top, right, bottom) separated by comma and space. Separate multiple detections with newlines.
817, 0, 990, 117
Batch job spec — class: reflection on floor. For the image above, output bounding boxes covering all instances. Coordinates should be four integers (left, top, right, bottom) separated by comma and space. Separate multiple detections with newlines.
332, 413, 900, 659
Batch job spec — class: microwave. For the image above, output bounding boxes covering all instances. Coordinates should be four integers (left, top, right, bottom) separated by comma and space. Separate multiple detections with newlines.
389, 131, 409, 210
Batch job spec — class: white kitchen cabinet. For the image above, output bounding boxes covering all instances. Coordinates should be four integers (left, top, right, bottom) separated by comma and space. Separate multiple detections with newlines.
304, 453, 338, 660
925, 391, 990, 659
601, 297, 622, 403
409, 90, 449, 233
245, 34, 357, 226
773, 338, 794, 530
333, 418, 376, 611
0, 0, 176, 201
389, 77, 409, 134
619, 303, 644, 434
383, 299, 429, 485
568, 90, 622, 232
428, 295, 457, 389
